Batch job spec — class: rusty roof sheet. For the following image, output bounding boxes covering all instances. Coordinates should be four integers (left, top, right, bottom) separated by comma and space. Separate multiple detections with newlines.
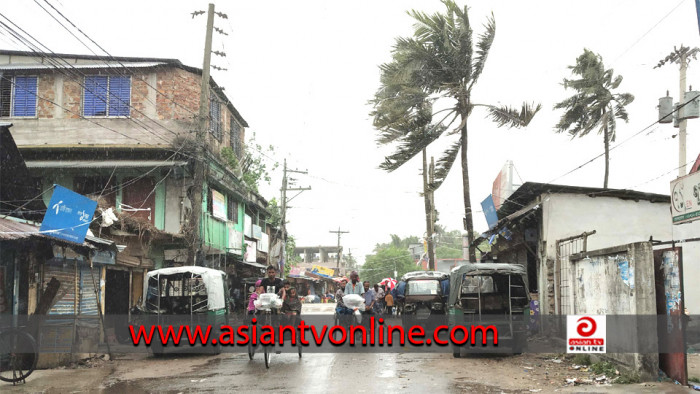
0, 216, 40, 240
0, 217, 114, 251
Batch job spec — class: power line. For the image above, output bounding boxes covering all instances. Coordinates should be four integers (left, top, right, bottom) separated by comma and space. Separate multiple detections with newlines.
37, 0, 201, 119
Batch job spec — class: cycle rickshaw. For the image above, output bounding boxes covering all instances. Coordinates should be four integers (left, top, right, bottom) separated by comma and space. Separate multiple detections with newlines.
247, 292, 301, 368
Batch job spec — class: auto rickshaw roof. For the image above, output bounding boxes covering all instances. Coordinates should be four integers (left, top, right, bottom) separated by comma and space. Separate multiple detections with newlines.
401, 270, 449, 282
448, 263, 528, 306
145, 266, 227, 311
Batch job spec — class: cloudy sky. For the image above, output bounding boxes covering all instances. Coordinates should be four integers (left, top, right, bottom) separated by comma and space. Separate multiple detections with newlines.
3, 0, 699, 264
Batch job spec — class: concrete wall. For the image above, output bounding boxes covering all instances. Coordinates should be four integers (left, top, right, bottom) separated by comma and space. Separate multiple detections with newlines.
570, 242, 658, 379
538, 193, 700, 314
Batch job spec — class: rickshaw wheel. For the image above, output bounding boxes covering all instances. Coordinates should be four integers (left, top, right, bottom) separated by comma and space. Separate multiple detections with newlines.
247, 340, 254, 360
452, 345, 461, 358
264, 345, 270, 368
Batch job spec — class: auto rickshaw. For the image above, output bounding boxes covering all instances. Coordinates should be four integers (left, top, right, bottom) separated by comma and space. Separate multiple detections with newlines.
398, 271, 450, 328
135, 266, 230, 356
447, 263, 530, 356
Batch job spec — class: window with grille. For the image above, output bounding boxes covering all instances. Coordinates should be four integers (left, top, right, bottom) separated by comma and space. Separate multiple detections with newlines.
83, 75, 130, 117
228, 197, 237, 223
0, 75, 38, 117
209, 99, 221, 140
230, 118, 242, 157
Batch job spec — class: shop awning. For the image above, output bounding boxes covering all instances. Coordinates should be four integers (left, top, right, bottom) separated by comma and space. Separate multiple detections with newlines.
243, 261, 267, 269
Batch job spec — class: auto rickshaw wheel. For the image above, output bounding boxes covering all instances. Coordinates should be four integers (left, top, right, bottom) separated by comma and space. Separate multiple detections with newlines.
150, 341, 165, 358
452, 345, 461, 358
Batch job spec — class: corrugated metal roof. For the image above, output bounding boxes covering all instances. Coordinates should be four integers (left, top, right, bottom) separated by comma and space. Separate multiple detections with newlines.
0, 217, 114, 250
0, 62, 166, 71
25, 160, 188, 169
0, 216, 40, 240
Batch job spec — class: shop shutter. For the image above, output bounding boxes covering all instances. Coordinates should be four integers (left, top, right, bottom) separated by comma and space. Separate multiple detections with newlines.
79, 266, 100, 315
46, 262, 77, 315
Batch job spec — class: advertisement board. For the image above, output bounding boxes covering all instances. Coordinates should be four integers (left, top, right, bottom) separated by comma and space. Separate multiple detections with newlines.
212, 189, 226, 220
40, 185, 97, 244
671, 171, 700, 224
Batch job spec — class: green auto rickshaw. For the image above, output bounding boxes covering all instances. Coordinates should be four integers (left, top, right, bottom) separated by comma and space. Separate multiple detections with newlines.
448, 263, 530, 356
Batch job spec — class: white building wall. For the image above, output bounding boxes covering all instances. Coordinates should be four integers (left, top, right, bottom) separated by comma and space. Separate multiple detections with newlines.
540, 193, 700, 313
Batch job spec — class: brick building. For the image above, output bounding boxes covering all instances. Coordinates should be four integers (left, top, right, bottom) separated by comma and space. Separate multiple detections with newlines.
0, 50, 272, 332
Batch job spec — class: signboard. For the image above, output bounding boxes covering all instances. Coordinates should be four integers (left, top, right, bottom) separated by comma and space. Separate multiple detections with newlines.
481, 194, 499, 229
311, 265, 334, 278
212, 189, 226, 220
40, 185, 97, 244
252, 224, 262, 240
567, 315, 606, 353
244, 240, 257, 262
244, 215, 252, 237
289, 267, 305, 277
227, 224, 243, 252
671, 172, 700, 224
259, 233, 269, 252
492, 161, 514, 211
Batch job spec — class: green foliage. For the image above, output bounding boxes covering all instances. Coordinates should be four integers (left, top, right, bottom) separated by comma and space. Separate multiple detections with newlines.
374, 234, 420, 253
220, 132, 278, 193
370, 1, 540, 261
590, 361, 617, 376
689, 376, 700, 383
554, 49, 634, 187
361, 247, 417, 285
267, 198, 281, 228
572, 354, 591, 366
284, 235, 300, 277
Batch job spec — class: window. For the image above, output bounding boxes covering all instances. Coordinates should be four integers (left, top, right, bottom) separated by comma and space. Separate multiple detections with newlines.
0, 75, 38, 117
83, 75, 130, 117
230, 119, 242, 157
73, 176, 115, 206
209, 99, 221, 140
227, 197, 238, 223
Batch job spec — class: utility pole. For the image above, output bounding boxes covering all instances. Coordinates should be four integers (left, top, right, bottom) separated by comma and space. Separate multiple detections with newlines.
422, 149, 436, 271
188, 3, 215, 265
330, 227, 349, 274
280, 159, 310, 276
429, 156, 436, 268
656, 45, 700, 177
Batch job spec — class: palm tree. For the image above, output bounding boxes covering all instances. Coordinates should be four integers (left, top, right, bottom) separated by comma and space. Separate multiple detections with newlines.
554, 49, 634, 188
371, 0, 540, 262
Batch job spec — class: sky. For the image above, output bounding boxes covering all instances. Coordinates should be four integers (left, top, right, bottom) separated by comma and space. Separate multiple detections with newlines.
2, 0, 700, 264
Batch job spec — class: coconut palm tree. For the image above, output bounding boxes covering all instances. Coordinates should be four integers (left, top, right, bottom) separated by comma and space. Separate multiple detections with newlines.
554, 49, 634, 188
370, 0, 540, 262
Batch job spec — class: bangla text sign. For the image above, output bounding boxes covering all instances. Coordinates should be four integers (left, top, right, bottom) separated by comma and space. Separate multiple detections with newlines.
671, 171, 700, 224
40, 185, 97, 244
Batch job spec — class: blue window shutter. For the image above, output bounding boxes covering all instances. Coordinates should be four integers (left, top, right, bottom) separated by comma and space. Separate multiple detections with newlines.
108, 76, 130, 116
12, 76, 37, 116
84, 76, 108, 116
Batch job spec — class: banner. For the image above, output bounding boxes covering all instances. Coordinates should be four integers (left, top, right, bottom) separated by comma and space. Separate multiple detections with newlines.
228, 224, 243, 252
311, 265, 334, 277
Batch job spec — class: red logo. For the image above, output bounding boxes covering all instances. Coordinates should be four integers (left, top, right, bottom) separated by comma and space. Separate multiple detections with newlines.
576, 316, 597, 337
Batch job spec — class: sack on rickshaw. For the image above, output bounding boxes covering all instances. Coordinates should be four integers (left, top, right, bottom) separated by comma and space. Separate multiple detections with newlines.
343, 294, 364, 310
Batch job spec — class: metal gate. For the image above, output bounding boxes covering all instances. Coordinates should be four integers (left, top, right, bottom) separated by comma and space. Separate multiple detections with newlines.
555, 230, 596, 315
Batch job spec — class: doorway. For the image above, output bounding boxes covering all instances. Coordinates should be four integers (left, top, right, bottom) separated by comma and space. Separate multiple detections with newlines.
105, 269, 130, 343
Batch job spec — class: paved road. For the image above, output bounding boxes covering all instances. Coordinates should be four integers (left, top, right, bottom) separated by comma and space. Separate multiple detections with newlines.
2, 303, 694, 393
